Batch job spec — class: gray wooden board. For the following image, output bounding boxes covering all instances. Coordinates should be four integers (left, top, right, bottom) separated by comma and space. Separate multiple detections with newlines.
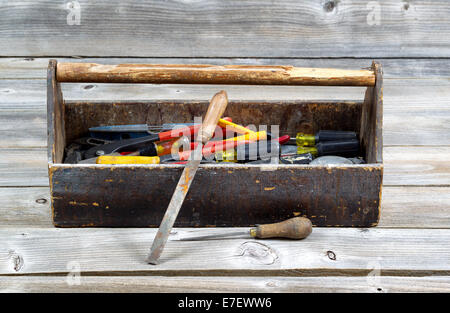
2, 58, 450, 80
0, 1, 449, 57
0, 109, 46, 148
0, 187, 52, 228
0, 78, 449, 147
0, 148, 48, 187
0, 186, 449, 229
1, 275, 449, 293
1, 228, 450, 275
383, 146, 450, 186
1, 145, 449, 187
379, 187, 450, 228
0, 80, 45, 109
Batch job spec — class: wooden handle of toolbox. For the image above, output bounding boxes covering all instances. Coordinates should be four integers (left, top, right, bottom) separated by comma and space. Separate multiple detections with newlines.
56, 63, 375, 86
197, 90, 228, 144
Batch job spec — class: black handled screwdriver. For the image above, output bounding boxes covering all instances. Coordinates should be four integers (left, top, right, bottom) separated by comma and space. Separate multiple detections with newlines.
297, 139, 360, 157
296, 130, 357, 146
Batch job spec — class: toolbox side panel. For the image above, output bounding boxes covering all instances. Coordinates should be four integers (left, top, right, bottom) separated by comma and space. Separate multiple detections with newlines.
360, 62, 383, 164
47, 60, 65, 163
50, 165, 381, 227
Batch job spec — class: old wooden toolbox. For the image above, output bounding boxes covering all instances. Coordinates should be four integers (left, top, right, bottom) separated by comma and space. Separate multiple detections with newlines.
47, 60, 383, 227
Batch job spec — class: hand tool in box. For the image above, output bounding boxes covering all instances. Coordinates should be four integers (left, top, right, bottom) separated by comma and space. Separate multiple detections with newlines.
64, 137, 116, 163
146, 90, 228, 264
295, 130, 357, 146
78, 137, 185, 164
217, 118, 256, 135
82, 117, 238, 160
214, 135, 290, 163
247, 153, 314, 164
89, 118, 236, 141
279, 153, 314, 164
216, 140, 280, 162
190, 130, 267, 151
96, 131, 266, 164
179, 217, 312, 241
83, 124, 199, 159
297, 139, 360, 158
96, 155, 219, 165
89, 123, 195, 140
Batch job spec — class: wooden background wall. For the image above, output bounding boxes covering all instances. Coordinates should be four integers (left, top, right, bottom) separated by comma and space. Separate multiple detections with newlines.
1, 0, 449, 58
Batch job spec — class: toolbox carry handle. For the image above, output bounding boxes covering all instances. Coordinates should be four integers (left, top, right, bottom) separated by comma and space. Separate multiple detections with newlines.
56, 63, 375, 87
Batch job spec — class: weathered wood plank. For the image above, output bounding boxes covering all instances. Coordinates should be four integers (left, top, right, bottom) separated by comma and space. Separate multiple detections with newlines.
0, 80, 45, 109
0, 109, 46, 148
383, 79, 450, 146
379, 187, 450, 228
1, 186, 448, 229
1, 275, 449, 293
60, 82, 367, 101
2, 58, 450, 80
1, 228, 450, 275
0, 1, 449, 57
0, 148, 48, 187
383, 146, 450, 186
1, 146, 448, 187
0, 187, 52, 228
0, 78, 449, 147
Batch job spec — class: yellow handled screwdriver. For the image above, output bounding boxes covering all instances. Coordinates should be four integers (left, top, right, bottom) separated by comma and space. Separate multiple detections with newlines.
96, 131, 267, 164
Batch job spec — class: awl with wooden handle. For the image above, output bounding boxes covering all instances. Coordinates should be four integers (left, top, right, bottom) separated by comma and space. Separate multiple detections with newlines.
146, 90, 228, 264
178, 217, 313, 241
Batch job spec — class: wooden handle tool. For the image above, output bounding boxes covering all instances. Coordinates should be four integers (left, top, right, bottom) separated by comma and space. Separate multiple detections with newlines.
196, 90, 229, 144
146, 90, 228, 265
179, 217, 313, 241
250, 217, 312, 239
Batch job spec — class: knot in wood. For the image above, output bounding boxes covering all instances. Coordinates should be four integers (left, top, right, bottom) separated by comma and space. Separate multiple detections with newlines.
236, 242, 278, 265
83, 84, 96, 90
323, 1, 337, 12
326, 250, 337, 261
36, 198, 47, 204
8, 250, 24, 272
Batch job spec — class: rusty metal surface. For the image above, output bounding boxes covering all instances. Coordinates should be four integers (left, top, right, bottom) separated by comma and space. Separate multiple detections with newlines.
147, 147, 203, 264
50, 164, 381, 227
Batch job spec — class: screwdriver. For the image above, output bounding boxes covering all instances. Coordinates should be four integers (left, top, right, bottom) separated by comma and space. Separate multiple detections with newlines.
297, 139, 360, 157
296, 130, 357, 147
83, 118, 235, 160
89, 117, 235, 141
215, 135, 290, 162
217, 118, 257, 135
96, 131, 267, 164
178, 217, 312, 241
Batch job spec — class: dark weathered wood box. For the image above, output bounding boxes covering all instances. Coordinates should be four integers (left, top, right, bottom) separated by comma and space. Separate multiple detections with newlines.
48, 60, 383, 227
